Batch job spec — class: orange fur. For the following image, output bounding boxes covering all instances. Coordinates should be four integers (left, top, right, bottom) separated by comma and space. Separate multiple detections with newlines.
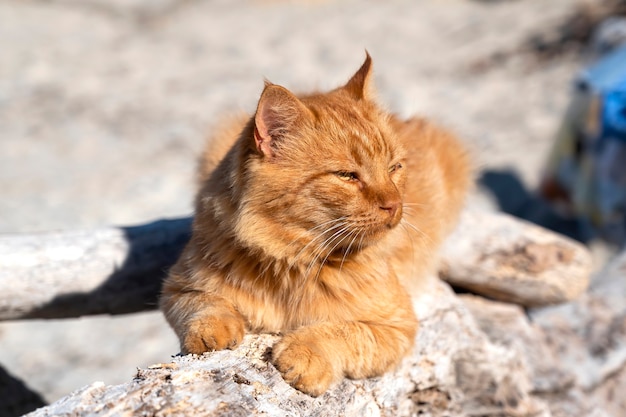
160, 54, 471, 396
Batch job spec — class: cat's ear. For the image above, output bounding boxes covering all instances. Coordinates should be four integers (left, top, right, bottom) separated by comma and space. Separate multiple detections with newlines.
254, 82, 310, 158
343, 52, 374, 101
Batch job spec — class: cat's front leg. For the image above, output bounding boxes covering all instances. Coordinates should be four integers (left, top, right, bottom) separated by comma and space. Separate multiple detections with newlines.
179, 298, 245, 354
272, 314, 417, 396
160, 269, 246, 354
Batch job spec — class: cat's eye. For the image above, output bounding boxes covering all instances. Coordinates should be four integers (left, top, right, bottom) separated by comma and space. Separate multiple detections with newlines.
389, 163, 403, 174
336, 171, 359, 182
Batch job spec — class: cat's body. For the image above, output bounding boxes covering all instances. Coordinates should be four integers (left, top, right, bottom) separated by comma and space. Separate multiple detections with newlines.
161, 55, 471, 396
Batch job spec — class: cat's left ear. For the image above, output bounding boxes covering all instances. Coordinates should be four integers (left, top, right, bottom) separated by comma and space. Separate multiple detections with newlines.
254, 82, 311, 159
343, 52, 374, 101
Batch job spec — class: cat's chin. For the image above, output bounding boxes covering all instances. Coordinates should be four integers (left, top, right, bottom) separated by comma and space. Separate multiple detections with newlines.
319, 229, 391, 260
355, 223, 400, 248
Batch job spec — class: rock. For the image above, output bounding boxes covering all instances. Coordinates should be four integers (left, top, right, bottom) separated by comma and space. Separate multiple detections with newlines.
530, 249, 626, 399
25, 279, 549, 417
17, 235, 626, 416
0, 209, 592, 322
458, 294, 572, 394
590, 363, 626, 417
502, 247, 626, 417
460, 295, 626, 417
0, 218, 191, 320
0, 210, 605, 415
440, 209, 592, 307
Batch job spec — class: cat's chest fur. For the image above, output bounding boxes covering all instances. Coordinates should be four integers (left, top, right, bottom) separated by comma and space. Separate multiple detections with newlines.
191, 221, 408, 333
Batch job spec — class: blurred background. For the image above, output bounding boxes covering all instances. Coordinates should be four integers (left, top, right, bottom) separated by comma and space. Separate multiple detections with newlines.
1, 0, 625, 415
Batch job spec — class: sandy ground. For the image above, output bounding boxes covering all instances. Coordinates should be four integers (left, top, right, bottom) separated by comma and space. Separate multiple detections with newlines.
0, 0, 585, 406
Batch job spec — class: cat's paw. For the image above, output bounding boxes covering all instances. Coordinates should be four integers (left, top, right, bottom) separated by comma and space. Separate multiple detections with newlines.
182, 313, 245, 354
272, 335, 337, 397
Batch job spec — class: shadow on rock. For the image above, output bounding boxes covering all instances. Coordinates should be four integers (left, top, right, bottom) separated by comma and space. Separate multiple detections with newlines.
479, 169, 593, 243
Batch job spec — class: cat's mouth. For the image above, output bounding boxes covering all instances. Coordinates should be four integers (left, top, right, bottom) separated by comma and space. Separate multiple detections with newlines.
371, 221, 400, 238
299, 212, 402, 260
323, 223, 397, 260
349, 216, 402, 246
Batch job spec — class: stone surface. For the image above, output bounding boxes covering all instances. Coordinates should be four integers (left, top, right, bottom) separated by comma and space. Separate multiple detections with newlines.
0, 209, 588, 321
26, 280, 549, 417
11, 233, 626, 416
0, 218, 190, 320
440, 210, 593, 307
461, 288, 626, 417
459, 247, 626, 417
530, 250, 626, 403
459, 294, 572, 395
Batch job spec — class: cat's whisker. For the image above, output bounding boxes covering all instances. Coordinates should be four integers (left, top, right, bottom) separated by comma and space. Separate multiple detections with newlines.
303, 223, 351, 279
397, 219, 428, 278
328, 227, 359, 272
255, 258, 276, 286
252, 218, 348, 289
303, 217, 349, 236
305, 221, 354, 282
356, 229, 367, 253
312, 225, 355, 285
287, 217, 348, 268
399, 222, 418, 268
287, 217, 347, 254
294, 223, 352, 308
402, 202, 429, 208
401, 207, 421, 218
400, 218, 422, 237
339, 229, 361, 272
289, 231, 341, 277
401, 218, 433, 249
254, 219, 347, 285
402, 203, 430, 218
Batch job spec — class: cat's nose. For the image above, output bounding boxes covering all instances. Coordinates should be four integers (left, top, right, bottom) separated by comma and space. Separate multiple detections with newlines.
380, 201, 400, 219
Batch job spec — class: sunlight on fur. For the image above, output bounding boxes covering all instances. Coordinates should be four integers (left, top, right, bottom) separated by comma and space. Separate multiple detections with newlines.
160, 53, 471, 397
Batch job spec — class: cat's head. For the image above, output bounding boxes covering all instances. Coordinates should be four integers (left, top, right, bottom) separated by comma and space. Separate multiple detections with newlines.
236, 54, 407, 262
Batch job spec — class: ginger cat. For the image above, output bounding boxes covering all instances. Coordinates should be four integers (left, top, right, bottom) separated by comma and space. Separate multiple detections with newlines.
160, 54, 471, 396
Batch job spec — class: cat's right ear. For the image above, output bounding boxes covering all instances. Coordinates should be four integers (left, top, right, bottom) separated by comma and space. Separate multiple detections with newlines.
344, 52, 374, 101
254, 83, 310, 159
